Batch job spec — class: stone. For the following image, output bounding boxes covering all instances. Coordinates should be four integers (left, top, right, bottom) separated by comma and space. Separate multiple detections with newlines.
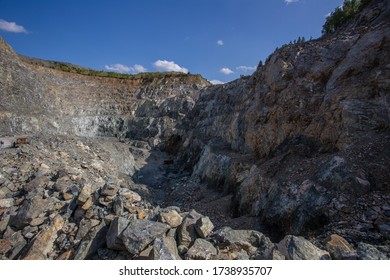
212, 227, 280, 259
121, 219, 169, 255
23, 226, 58, 259
357, 243, 388, 260
158, 210, 183, 228
120, 189, 141, 203
53, 214, 65, 231
56, 249, 73, 260
29, 217, 46, 227
74, 221, 108, 260
11, 196, 47, 229
0, 239, 13, 255
186, 239, 217, 260
137, 210, 147, 220
254, 234, 283, 260
215, 245, 250, 260
18, 162, 31, 174
81, 197, 93, 210
195, 216, 214, 238
106, 217, 130, 250
325, 234, 357, 260
98, 196, 112, 207
0, 198, 14, 208
8, 230, 27, 259
213, 227, 262, 247
153, 236, 181, 260
277, 235, 331, 260
138, 245, 153, 260
177, 209, 202, 247
77, 185, 92, 204
62, 192, 73, 201
101, 184, 119, 197
24, 176, 50, 192
75, 219, 93, 242
0, 187, 10, 199
0, 214, 10, 233
113, 196, 124, 216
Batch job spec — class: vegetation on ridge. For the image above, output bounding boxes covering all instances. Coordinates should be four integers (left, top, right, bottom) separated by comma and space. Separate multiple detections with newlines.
322, 0, 372, 35
19, 55, 203, 83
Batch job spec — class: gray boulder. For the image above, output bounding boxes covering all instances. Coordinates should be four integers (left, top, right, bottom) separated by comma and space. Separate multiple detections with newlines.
121, 220, 169, 255
278, 235, 331, 260
186, 239, 217, 260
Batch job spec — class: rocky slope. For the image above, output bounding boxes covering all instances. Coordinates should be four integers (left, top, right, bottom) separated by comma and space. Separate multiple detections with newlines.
176, 0, 390, 242
1, 0, 389, 260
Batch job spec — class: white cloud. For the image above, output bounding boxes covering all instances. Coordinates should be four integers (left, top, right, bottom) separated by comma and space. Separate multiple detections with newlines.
104, 63, 147, 74
220, 67, 234, 75
105, 64, 131, 73
210, 80, 224, 85
0, 19, 27, 33
285, 0, 299, 4
236, 65, 256, 72
153, 60, 188, 73
133, 64, 147, 73
217, 40, 224, 46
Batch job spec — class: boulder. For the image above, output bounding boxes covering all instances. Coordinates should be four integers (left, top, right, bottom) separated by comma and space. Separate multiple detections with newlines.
74, 221, 108, 260
106, 217, 130, 250
277, 235, 331, 260
357, 243, 388, 260
177, 210, 202, 247
325, 234, 357, 260
195, 216, 214, 238
158, 210, 183, 228
121, 220, 169, 255
153, 236, 181, 260
11, 196, 47, 229
186, 239, 217, 260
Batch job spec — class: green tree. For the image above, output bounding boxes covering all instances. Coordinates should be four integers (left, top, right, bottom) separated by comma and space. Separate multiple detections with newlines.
322, 0, 372, 35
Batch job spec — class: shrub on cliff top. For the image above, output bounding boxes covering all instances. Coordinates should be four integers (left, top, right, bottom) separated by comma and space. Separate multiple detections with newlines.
322, 0, 372, 35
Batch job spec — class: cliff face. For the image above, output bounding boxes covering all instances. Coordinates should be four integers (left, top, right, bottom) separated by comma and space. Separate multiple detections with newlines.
177, 0, 390, 238
0, 39, 209, 146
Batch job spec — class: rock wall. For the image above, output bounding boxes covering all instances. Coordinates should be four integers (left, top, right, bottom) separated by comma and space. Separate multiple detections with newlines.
0, 39, 209, 147
177, 0, 390, 239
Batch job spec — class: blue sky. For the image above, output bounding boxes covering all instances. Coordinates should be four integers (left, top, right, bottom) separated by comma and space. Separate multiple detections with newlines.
0, 0, 342, 83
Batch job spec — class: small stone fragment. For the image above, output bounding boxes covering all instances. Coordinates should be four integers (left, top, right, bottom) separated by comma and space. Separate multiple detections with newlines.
195, 216, 214, 238
81, 197, 93, 210
158, 210, 183, 228
78, 185, 92, 204
0, 198, 14, 208
0, 239, 13, 255
101, 184, 119, 197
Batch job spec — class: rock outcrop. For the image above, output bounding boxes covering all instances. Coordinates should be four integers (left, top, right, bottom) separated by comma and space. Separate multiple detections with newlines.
0, 38, 209, 148
0, 0, 389, 260
177, 0, 390, 244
